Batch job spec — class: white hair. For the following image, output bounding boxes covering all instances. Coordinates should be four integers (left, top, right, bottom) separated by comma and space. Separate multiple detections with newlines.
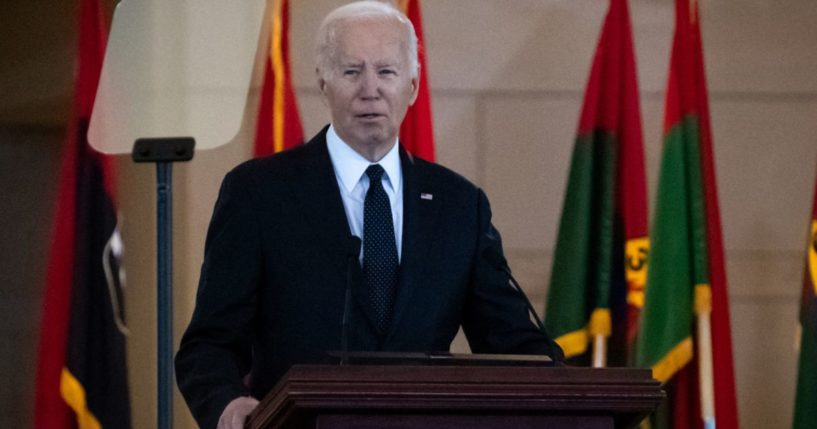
315, 1, 419, 82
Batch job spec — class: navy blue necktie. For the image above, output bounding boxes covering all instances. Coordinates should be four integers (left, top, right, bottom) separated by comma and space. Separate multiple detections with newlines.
363, 164, 398, 333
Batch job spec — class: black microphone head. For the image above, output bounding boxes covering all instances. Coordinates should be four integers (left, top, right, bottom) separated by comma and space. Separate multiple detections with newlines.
346, 236, 362, 258
481, 245, 507, 270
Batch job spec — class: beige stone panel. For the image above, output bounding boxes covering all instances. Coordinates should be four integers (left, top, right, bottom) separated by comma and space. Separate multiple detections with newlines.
703, 0, 817, 93
710, 99, 817, 251
630, 1, 673, 93
726, 250, 804, 297
295, 90, 333, 139
482, 96, 581, 251
506, 250, 554, 313
638, 0, 817, 94
117, 156, 159, 429
289, 0, 347, 89
419, 0, 604, 92
432, 94, 480, 184
730, 297, 799, 428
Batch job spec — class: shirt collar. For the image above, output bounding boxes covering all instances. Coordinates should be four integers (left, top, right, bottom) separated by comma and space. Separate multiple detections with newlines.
326, 124, 402, 193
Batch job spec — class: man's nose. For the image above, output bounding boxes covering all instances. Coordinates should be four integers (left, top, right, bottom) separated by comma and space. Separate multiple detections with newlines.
358, 70, 380, 99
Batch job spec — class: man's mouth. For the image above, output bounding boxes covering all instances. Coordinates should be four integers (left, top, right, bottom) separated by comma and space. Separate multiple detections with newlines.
356, 113, 384, 119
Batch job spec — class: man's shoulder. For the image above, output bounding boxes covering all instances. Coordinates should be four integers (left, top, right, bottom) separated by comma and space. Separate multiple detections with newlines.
228, 132, 328, 185
409, 154, 479, 194
233, 144, 311, 174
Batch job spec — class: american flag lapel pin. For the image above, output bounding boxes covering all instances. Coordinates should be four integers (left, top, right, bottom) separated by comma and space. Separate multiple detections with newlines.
420, 193, 433, 200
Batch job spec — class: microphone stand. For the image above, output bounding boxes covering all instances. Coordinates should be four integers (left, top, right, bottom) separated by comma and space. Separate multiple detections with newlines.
341, 236, 361, 365
483, 246, 562, 362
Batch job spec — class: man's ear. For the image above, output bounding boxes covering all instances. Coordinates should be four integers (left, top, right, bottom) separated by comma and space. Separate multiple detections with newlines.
408, 75, 420, 105
317, 65, 331, 89
317, 76, 329, 107
317, 71, 326, 93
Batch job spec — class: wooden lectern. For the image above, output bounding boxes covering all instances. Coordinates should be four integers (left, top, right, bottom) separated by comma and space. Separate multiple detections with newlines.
246, 354, 663, 429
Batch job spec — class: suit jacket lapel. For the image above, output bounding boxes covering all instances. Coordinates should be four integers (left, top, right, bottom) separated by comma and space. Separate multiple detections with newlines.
286, 128, 351, 252
287, 128, 384, 337
387, 148, 442, 342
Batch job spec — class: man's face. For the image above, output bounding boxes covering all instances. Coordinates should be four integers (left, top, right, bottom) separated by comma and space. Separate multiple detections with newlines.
319, 17, 418, 157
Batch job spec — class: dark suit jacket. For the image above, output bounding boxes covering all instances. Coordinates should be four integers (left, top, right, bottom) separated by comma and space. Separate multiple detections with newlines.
175, 127, 562, 429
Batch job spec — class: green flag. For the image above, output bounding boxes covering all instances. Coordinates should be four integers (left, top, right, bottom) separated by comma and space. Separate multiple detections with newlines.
793, 170, 817, 429
545, 0, 648, 365
635, 0, 738, 427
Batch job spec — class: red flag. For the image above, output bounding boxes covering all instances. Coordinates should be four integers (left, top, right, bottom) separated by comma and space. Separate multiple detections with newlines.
399, 0, 435, 161
254, 0, 304, 157
33, 0, 131, 428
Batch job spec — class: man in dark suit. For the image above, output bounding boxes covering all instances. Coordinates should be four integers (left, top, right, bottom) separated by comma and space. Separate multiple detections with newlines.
175, 2, 562, 428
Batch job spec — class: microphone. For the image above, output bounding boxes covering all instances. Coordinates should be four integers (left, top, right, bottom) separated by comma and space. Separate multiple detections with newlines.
481, 246, 548, 338
482, 246, 564, 362
341, 236, 362, 365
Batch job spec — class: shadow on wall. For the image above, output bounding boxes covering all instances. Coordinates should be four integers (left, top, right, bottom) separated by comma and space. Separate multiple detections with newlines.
0, 125, 63, 429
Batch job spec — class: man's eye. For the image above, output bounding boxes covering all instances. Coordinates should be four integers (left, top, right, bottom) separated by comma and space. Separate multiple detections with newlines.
379, 69, 396, 76
343, 69, 359, 76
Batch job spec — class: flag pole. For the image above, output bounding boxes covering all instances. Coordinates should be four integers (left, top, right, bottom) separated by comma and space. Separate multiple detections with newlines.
696, 286, 716, 428
590, 308, 611, 367
592, 334, 607, 367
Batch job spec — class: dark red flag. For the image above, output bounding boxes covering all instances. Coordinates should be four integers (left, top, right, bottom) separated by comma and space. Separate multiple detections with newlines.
33, 0, 131, 428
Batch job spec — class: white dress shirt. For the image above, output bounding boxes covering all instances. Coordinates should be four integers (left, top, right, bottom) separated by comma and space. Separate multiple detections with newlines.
326, 125, 403, 262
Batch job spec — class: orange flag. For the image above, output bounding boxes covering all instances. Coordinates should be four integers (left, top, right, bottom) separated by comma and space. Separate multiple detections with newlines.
254, 0, 304, 157
399, 0, 435, 161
